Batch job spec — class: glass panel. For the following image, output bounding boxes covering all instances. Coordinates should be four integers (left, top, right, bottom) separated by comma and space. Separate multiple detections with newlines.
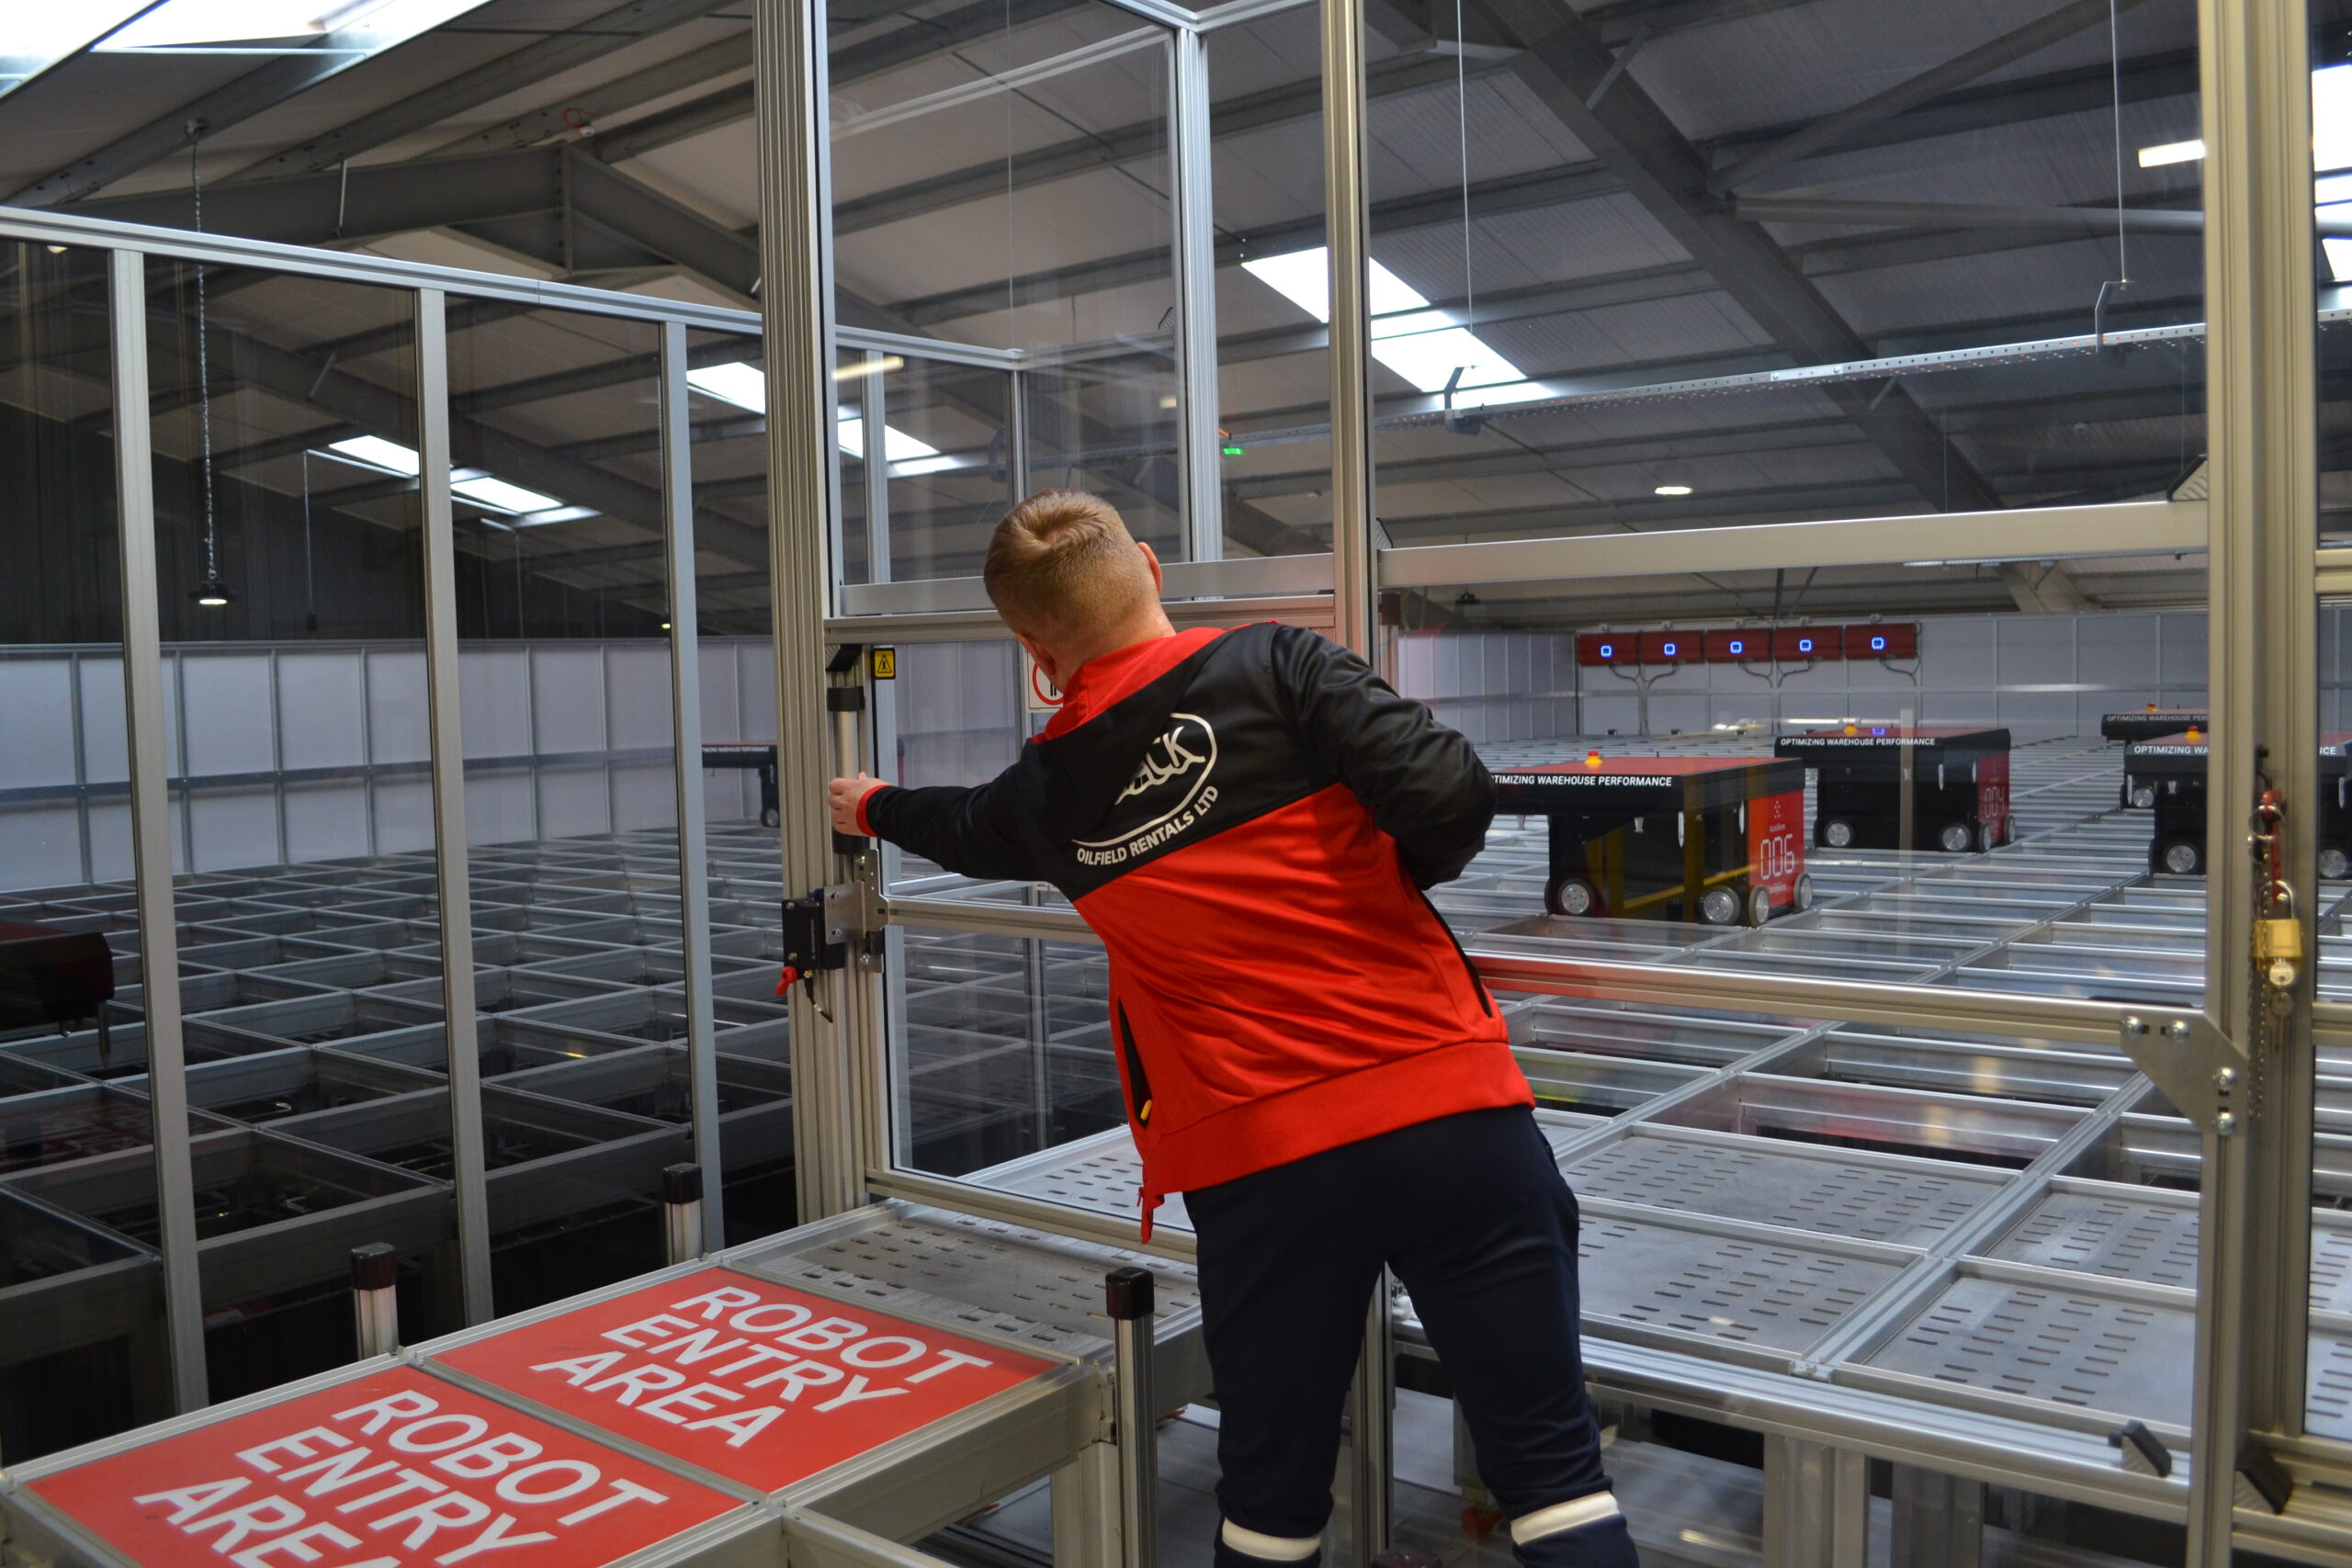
1211, 1, 1332, 558
2312, 13, 2352, 1439
828, 0, 1182, 577
1380, 591, 2210, 1008
685, 327, 796, 1246
1354, 0, 2204, 545
140, 259, 460, 1400
0, 241, 174, 1458
833, 352, 1017, 587
438, 308, 712, 1308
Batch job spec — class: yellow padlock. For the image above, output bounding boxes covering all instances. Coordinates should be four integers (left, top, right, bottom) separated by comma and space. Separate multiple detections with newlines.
2258, 886, 2303, 989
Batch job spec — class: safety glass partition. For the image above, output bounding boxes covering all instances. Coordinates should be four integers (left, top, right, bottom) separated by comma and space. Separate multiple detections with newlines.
0, 242, 175, 1460
137, 260, 463, 1399
2311, 6, 2352, 1450
836, 350, 1018, 588
827, 0, 1189, 581
440, 309, 713, 1311
1376, 581, 2216, 1010
683, 326, 797, 1246
1208, 1, 1332, 558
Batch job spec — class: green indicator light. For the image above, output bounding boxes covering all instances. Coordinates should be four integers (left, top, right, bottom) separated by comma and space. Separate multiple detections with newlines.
1222, 445, 1246, 457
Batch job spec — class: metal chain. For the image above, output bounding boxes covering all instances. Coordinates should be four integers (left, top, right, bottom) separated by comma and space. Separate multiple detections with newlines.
190, 127, 219, 585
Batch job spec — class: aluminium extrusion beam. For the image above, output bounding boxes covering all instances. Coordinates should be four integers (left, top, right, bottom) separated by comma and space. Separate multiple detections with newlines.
754, 0, 865, 1224
105, 248, 208, 1413
1319, 0, 1389, 1551
1172, 28, 1226, 566
415, 288, 496, 1325
2195, 0, 2320, 1552
662, 321, 729, 1253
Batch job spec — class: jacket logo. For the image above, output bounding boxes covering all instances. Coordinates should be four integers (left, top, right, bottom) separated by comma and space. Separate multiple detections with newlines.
1116, 723, 1211, 804
1073, 713, 1219, 860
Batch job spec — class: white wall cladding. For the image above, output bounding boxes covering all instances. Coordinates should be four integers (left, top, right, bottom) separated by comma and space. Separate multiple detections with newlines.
0, 638, 779, 894
3, 610, 2334, 893
1395, 612, 2233, 744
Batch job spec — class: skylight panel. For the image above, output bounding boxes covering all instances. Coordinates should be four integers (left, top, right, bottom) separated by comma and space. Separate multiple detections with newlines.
452, 472, 560, 514
1244, 247, 1537, 407
324, 434, 421, 475
96, 0, 487, 51
685, 362, 768, 412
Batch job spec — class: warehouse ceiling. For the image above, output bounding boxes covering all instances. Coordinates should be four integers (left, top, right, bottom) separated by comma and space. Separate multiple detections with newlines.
3, 0, 2346, 630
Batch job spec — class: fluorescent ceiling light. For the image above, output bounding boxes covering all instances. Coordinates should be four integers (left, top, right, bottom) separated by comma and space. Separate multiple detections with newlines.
1242, 248, 1543, 410
690, 360, 956, 471
2136, 139, 2204, 168
319, 434, 568, 515
687, 362, 768, 411
97, 0, 484, 51
1654, 484, 1693, 497
325, 434, 420, 475
452, 473, 560, 514
835, 413, 939, 464
2322, 64, 2352, 172
513, 505, 598, 526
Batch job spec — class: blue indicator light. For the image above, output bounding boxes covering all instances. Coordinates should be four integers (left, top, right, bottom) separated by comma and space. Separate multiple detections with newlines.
1598, 642, 1614, 659
1871, 635, 1887, 651
1727, 639, 1744, 655
1797, 637, 1814, 653
1660, 641, 1677, 658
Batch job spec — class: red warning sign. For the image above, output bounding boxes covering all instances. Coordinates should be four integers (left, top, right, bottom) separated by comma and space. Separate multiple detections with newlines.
433, 1269, 1056, 1494
27, 1367, 735, 1568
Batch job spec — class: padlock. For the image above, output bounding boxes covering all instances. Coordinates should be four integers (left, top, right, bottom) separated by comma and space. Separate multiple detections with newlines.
2258, 884, 2302, 990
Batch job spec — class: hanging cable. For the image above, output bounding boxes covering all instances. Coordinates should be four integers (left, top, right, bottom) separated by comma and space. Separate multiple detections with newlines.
2092, 0, 2130, 346
1455, 0, 1473, 339
188, 121, 229, 608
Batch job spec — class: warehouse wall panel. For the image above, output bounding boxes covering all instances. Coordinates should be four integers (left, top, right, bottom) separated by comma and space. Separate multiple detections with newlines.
277, 652, 368, 772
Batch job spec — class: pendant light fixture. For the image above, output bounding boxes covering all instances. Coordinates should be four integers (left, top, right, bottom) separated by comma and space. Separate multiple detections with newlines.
187, 120, 232, 611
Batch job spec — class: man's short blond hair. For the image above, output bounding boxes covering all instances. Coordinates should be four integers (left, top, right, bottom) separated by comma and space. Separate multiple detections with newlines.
984, 490, 1155, 643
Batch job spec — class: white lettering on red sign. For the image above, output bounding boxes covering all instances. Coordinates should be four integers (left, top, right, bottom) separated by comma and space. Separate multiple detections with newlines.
28, 1370, 735, 1568
430, 1269, 1054, 1493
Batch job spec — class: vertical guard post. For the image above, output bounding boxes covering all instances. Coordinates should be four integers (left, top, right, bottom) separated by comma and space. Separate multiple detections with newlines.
663, 1164, 706, 1266
1106, 1266, 1159, 1568
351, 1243, 399, 1359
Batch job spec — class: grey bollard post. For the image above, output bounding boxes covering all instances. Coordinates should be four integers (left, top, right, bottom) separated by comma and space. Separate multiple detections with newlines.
351, 1243, 399, 1359
1105, 1266, 1159, 1568
663, 1163, 705, 1265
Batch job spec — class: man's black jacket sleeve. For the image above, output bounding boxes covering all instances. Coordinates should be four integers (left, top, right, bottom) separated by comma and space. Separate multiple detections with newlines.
862, 770, 1037, 881
1272, 625, 1496, 886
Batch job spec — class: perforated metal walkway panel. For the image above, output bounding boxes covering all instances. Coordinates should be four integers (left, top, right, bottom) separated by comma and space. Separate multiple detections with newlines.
1572, 1208, 1906, 1361
1849, 1267, 2196, 1427
1562, 1131, 2007, 1247
724, 1201, 1211, 1404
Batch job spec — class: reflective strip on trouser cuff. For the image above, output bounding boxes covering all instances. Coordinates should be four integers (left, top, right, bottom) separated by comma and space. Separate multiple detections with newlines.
1221, 1520, 1322, 1561
1511, 1491, 1622, 1546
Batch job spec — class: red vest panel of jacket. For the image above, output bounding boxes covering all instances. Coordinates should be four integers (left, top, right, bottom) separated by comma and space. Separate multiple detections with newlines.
861, 622, 1530, 1235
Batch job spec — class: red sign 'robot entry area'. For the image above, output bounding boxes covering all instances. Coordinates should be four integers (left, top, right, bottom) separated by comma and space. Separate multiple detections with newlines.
28, 1367, 738, 1568
433, 1269, 1057, 1493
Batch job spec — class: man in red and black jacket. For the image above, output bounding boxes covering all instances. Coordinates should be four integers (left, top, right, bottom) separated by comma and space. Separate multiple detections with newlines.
830, 491, 1634, 1568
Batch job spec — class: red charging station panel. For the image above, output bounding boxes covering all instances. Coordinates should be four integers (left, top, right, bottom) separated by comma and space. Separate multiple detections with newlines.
1636, 631, 1691, 665
1576, 633, 1637, 667
1771, 626, 1838, 661
1703, 628, 1762, 663
1843, 623, 1918, 660
434, 1268, 1057, 1495
27, 1366, 738, 1568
